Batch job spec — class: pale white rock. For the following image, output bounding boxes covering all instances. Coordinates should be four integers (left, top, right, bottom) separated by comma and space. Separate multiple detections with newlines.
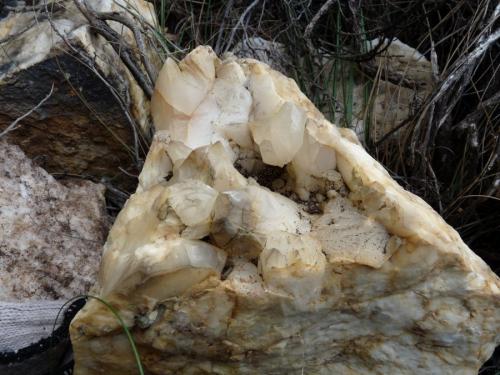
71, 46, 500, 375
365, 38, 433, 141
153, 49, 217, 116
212, 61, 253, 142
325, 38, 434, 143
368, 38, 435, 86
166, 180, 218, 239
234, 37, 434, 144
131, 237, 227, 301
152, 50, 254, 160
167, 180, 218, 227
170, 142, 247, 191
0, 141, 108, 300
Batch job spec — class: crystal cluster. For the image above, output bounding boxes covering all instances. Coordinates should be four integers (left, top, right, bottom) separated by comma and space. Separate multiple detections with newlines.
70, 46, 500, 375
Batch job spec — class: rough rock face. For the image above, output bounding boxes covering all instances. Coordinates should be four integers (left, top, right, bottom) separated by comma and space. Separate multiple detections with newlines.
70, 46, 500, 374
0, 141, 108, 300
0, 0, 156, 190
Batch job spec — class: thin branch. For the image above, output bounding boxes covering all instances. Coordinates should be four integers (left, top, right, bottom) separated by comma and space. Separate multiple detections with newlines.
455, 194, 500, 203
454, 90, 500, 140
426, 157, 443, 213
215, 0, 235, 55
410, 2, 500, 158
0, 83, 55, 138
375, 117, 413, 146
224, 0, 261, 54
73, 0, 153, 98
304, 0, 337, 40
96, 11, 157, 85
435, 28, 500, 131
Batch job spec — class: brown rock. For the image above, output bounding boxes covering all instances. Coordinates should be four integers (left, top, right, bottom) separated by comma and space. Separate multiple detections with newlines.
0, 0, 157, 191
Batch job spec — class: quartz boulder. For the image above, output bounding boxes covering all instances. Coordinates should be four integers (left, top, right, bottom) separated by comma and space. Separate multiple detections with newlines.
70, 46, 500, 375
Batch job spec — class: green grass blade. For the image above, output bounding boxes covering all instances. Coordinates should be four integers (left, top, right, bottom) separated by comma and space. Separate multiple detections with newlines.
52, 295, 144, 375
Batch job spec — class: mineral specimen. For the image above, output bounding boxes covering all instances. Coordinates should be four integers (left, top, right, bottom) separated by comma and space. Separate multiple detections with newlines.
70, 46, 500, 375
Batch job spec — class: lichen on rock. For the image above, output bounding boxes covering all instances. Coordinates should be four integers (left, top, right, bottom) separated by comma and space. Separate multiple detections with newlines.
70, 46, 500, 375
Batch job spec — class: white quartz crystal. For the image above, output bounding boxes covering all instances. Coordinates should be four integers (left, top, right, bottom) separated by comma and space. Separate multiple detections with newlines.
71, 46, 500, 375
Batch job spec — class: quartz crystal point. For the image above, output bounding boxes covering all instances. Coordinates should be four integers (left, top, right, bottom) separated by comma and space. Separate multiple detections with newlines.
70, 46, 500, 375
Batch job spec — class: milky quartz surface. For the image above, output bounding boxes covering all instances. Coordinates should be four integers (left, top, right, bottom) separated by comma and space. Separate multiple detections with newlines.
70, 47, 500, 375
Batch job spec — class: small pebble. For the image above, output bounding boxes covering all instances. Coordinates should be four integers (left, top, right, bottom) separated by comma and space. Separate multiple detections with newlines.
297, 187, 310, 201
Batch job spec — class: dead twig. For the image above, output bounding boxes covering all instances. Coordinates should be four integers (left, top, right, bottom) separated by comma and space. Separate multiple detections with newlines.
454, 90, 500, 149
73, 0, 154, 98
215, 0, 235, 55
410, 3, 500, 161
359, 60, 427, 90
304, 0, 337, 41
96, 11, 157, 85
0, 83, 55, 138
426, 157, 443, 213
223, 0, 261, 54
